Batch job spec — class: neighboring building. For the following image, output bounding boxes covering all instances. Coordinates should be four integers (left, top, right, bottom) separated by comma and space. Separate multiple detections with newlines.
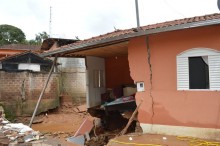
0, 52, 59, 117
40, 38, 86, 105
41, 13, 220, 140
0, 51, 52, 72
0, 44, 40, 58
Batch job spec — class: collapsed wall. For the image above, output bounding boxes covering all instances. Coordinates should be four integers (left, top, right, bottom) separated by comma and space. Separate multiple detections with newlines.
0, 71, 60, 117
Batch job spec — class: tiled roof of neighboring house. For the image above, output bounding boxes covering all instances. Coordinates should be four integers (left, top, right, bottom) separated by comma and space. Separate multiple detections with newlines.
40, 38, 79, 51
41, 13, 220, 57
0, 51, 52, 63
0, 44, 40, 50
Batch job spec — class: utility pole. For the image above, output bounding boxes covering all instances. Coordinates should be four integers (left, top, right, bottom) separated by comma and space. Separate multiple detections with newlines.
49, 6, 52, 38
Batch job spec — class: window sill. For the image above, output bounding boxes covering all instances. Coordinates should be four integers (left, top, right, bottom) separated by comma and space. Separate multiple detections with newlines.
178, 89, 219, 91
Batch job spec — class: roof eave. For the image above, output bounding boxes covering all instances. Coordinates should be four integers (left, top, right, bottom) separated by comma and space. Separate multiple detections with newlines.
40, 18, 220, 57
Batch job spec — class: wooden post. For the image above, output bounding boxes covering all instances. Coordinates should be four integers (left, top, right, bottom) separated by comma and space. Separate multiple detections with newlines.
29, 56, 57, 127
119, 100, 143, 136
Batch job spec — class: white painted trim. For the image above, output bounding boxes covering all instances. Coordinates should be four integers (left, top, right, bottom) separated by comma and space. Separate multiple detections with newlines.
187, 89, 219, 91
177, 48, 220, 91
177, 48, 220, 57
140, 123, 220, 141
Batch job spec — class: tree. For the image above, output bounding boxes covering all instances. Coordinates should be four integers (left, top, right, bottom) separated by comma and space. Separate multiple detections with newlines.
35, 31, 49, 44
0, 24, 26, 46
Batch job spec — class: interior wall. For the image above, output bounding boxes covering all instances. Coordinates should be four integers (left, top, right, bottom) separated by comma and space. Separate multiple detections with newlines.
105, 55, 133, 88
128, 25, 220, 129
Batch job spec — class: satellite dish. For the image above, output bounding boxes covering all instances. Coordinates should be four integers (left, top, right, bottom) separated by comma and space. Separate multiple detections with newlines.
218, 0, 220, 10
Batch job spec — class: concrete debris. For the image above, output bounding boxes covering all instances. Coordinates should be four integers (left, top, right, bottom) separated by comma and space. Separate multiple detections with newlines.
76, 104, 87, 113
66, 135, 85, 145
74, 118, 93, 137
0, 116, 44, 145
32, 119, 43, 124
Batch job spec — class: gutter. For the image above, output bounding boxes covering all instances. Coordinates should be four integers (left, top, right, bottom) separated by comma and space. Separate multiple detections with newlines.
40, 19, 220, 57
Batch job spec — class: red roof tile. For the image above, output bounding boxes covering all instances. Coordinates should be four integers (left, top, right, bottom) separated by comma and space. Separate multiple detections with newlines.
0, 44, 40, 50
45, 13, 220, 53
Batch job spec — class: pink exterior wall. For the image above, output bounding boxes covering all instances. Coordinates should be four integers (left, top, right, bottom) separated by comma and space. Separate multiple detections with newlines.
105, 56, 133, 88
128, 25, 220, 129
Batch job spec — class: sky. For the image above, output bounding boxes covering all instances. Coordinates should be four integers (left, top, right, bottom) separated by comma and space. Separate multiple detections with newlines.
0, 0, 219, 40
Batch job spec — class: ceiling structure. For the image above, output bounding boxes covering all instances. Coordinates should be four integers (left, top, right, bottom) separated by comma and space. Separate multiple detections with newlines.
63, 41, 129, 58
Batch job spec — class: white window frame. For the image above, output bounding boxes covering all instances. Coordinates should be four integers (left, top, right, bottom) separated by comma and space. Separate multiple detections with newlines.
93, 69, 104, 88
177, 48, 220, 91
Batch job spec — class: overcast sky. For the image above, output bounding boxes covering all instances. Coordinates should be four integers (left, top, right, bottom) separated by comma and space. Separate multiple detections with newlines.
0, 0, 219, 40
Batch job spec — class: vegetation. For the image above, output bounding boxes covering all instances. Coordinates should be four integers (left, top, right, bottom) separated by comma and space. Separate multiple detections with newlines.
28, 31, 50, 45
0, 24, 49, 46
0, 24, 26, 46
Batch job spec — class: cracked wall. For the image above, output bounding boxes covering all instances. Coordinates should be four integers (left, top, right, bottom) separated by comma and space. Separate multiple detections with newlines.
128, 25, 220, 129
0, 71, 60, 117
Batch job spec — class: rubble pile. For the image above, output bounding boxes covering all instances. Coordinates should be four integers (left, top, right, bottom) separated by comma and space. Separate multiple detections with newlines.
0, 107, 44, 145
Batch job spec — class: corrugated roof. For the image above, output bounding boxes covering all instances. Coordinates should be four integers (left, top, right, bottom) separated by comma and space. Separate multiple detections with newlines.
41, 13, 220, 57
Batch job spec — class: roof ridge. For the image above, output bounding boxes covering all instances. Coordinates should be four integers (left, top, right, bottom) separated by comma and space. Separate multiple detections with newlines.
54, 13, 220, 51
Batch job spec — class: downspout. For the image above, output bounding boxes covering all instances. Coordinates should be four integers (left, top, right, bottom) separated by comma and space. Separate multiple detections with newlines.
146, 35, 154, 124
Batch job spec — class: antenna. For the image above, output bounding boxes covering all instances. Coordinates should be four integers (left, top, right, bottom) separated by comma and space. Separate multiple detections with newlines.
135, 0, 140, 29
218, 0, 220, 10
49, 6, 52, 38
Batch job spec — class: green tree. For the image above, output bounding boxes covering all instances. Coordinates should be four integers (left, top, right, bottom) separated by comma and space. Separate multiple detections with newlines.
0, 24, 26, 46
35, 31, 49, 44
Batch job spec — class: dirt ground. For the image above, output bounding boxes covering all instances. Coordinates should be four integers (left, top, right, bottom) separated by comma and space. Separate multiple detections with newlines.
15, 103, 220, 146
15, 102, 89, 145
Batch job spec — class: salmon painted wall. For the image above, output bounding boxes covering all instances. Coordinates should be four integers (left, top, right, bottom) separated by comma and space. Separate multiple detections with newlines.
128, 25, 220, 129
105, 56, 133, 88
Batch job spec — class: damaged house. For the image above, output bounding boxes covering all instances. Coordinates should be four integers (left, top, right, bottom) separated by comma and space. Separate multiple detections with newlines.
0, 51, 59, 117
41, 13, 220, 140
40, 38, 87, 105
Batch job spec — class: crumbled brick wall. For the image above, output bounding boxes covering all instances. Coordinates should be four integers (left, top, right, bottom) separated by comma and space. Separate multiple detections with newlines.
0, 71, 60, 116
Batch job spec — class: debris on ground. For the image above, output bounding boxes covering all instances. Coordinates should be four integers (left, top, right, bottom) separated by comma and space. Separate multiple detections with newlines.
0, 115, 44, 145
73, 118, 94, 137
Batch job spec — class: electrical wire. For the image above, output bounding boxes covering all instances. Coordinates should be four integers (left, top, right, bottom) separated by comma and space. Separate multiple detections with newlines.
109, 136, 220, 146
177, 136, 220, 146
109, 139, 162, 146
163, 0, 185, 18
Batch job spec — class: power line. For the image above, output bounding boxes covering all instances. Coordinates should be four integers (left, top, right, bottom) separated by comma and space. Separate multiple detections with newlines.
164, 0, 185, 18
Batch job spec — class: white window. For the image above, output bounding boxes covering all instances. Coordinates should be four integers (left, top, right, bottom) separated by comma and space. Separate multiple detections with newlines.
18, 63, 40, 72
177, 48, 220, 90
93, 69, 104, 88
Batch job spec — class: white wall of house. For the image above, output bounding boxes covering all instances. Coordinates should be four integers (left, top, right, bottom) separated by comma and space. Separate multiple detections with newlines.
18, 63, 40, 72
86, 56, 106, 108
56, 57, 86, 104
57, 57, 85, 69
